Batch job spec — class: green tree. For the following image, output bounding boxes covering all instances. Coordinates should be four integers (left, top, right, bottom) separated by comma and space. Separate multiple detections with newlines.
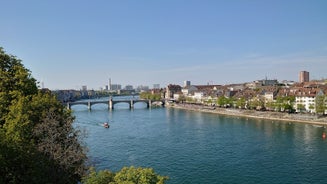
0, 47, 38, 125
309, 104, 315, 113
284, 96, 295, 112
248, 97, 264, 110
265, 101, 275, 111
178, 95, 186, 103
236, 97, 246, 109
228, 97, 236, 108
296, 104, 306, 113
275, 96, 295, 112
82, 166, 168, 184
0, 48, 87, 183
315, 91, 326, 115
140, 92, 149, 99
114, 166, 168, 184
186, 97, 195, 103
275, 96, 284, 111
140, 92, 162, 101
217, 96, 227, 107
82, 167, 115, 184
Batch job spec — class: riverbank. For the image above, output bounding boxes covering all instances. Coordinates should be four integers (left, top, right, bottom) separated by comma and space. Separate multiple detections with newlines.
169, 103, 327, 126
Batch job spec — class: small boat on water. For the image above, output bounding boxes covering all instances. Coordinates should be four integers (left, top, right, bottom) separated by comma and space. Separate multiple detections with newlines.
103, 122, 110, 128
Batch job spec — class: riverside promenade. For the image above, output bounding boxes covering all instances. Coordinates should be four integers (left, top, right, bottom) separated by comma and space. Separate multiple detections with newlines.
169, 103, 327, 126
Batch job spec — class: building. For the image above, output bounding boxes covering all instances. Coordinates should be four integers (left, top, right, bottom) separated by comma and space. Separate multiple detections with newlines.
262, 79, 278, 86
136, 85, 149, 92
184, 81, 191, 87
124, 85, 134, 90
295, 94, 316, 113
182, 86, 198, 96
263, 92, 274, 103
250, 79, 278, 87
299, 71, 309, 83
109, 78, 112, 90
166, 84, 182, 99
193, 92, 204, 101
280, 80, 295, 87
111, 84, 121, 90
182, 85, 198, 96
294, 87, 318, 113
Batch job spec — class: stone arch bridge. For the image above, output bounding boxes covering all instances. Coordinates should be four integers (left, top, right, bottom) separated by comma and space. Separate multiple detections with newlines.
67, 99, 165, 110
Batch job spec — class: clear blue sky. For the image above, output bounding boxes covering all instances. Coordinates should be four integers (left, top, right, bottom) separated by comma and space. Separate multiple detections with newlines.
1, 0, 326, 90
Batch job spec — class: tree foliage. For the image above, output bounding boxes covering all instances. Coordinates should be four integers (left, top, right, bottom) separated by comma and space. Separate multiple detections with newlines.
186, 96, 195, 103
274, 96, 295, 112
0, 48, 38, 125
0, 47, 167, 184
82, 167, 115, 184
82, 166, 168, 184
315, 92, 326, 115
236, 97, 246, 109
216, 96, 228, 107
178, 94, 186, 103
248, 97, 261, 110
0, 47, 87, 183
140, 92, 162, 100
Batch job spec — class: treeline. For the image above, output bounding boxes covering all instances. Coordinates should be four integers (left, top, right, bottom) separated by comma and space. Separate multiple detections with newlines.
0, 47, 167, 184
139, 92, 162, 100
179, 95, 297, 112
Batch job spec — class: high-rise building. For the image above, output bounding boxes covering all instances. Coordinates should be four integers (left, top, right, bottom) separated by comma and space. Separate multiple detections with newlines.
109, 78, 112, 90
184, 81, 191, 87
299, 71, 309, 83
111, 84, 121, 90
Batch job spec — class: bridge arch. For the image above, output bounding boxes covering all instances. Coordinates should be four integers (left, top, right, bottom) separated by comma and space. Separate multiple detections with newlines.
132, 100, 150, 108
111, 101, 132, 109
67, 99, 165, 111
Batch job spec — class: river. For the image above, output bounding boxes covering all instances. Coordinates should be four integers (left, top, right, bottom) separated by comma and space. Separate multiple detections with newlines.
73, 97, 327, 184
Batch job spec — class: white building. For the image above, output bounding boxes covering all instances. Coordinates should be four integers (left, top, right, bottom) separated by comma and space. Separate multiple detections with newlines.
295, 96, 316, 113
264, 92, 274, 103
293, 88, 327, 114
193, 92, 204, 102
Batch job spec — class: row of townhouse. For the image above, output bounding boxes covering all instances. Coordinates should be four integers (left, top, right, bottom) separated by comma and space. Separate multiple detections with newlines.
166, 81, 327, 114
167, 83, 248, 103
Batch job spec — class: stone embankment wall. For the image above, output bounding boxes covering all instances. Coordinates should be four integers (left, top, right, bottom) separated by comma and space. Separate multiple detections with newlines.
169, 103, 327, 126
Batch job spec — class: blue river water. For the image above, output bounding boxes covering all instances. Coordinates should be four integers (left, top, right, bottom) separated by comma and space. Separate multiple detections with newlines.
73, 97, 327, 184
